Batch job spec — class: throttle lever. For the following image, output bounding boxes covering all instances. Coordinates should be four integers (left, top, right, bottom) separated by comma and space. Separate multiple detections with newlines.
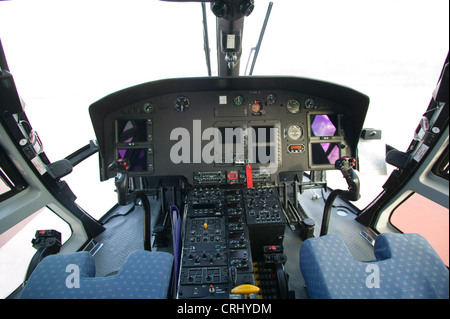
320, 157, 360, 236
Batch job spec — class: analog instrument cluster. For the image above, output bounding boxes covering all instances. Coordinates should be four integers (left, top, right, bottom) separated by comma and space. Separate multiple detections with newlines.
89, 76, 369, 184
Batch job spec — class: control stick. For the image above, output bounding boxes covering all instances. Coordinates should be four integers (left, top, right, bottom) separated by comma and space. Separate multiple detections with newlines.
109, 159, 132, 206
320, 157, 360, 236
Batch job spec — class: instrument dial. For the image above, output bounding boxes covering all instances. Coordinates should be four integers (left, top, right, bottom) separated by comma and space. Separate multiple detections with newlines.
234, 95, 245, 106
251, 100, 263, 114
265, 94, 277, 105
287, 124, 303, 140
143, 102, 154, 113
304, 98, 316, 109
174, 96, 190, 112
287, 99, 300, 113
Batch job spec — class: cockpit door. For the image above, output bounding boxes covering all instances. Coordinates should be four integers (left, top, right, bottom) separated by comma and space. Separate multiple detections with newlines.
357, 53, 449, 265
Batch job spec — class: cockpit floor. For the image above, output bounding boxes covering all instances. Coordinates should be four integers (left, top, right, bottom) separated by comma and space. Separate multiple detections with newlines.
93, 197, 162, 277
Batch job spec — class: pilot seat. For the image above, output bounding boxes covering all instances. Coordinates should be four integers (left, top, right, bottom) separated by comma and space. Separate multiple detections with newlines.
19, 250, 173, 299
300, 233, 449, 299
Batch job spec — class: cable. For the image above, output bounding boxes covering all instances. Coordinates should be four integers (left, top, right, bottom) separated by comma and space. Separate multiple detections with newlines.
101, 203, 136, 224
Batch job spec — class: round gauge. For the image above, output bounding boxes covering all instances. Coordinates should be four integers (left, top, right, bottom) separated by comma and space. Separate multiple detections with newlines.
287, 124, 303, 140
174, 96, 190, 112
143, 102, 153, 113
265, 94, 277, 105
287, 99, 300, 113
304, 98, 316, 109
234, 95, 245, 106
251, 100, 263, 114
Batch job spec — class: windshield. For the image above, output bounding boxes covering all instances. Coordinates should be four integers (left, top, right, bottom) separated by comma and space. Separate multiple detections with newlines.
0, 0, 448, 215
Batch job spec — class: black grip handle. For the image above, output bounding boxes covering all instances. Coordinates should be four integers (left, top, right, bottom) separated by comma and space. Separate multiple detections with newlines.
115, 172, 130, 206
320, 157, 360, 236
335, 157, 360, 201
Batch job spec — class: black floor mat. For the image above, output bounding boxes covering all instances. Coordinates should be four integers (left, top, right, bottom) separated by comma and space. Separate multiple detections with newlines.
93, 197, 162, 277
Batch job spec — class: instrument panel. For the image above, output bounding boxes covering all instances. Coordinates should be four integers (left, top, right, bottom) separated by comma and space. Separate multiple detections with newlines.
89, 76, 369, 184
89, 76, 369, 298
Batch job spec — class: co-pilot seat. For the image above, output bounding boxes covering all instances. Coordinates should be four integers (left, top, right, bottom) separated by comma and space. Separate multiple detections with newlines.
299, 233, 449, 299
20, 250, 173, 299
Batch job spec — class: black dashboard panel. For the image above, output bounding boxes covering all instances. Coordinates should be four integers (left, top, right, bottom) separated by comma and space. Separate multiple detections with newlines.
89, 76, 369, 184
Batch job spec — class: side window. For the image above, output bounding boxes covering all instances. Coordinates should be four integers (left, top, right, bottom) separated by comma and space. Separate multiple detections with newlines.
0, 170, 12, 195
432, 146, 449, 180
0, 207, 71, 298
0, 148, 72, 298
0, 148, 27, 202
390, 192, 449, 267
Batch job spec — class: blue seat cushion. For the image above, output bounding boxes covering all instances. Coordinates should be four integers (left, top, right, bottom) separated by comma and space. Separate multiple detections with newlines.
299, 233, 449, 299
20, 250, 173, 299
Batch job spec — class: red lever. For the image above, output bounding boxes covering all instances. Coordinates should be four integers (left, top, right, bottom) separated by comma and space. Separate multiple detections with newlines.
246, 164, 253, 188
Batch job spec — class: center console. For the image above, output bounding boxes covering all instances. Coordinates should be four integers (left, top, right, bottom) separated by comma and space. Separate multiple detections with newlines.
177, 186, 286, 299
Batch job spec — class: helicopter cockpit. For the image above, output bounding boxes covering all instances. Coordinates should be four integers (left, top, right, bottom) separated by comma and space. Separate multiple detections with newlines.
87, 71, 369, 298
1, 0, 448, 302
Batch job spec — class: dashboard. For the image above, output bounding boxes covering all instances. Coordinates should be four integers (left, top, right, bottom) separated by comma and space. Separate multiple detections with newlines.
89, 76, 369, 298
89, 76, 369, 185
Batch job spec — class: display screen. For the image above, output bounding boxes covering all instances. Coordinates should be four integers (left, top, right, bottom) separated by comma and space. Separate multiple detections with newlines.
117, 120, 147, 143
117, 148, 147, 171
229, 232, 244, 240
229, 249, 248, 259
311, 142, 340, 165
255, 145, 277, 164
253, 126, 274, 143
310, 114, 339, 137
215, 125, 278, 166
219, 126, 243, 144
252, 126, 277, 164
